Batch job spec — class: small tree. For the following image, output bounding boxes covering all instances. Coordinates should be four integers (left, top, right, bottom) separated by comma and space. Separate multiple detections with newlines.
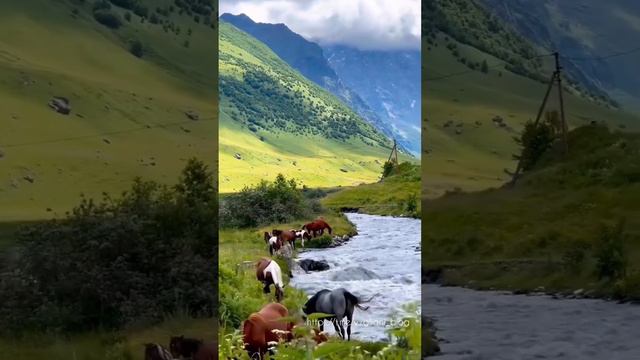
481, 59, 489, 73
595, 221, 628, 281
382, 161, 395, 179
513, 120, 555, 171
129, 39, 143, 58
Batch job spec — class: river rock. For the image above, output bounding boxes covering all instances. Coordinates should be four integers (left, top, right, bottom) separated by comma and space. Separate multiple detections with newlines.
330, 266, 381, 281
298, 259, 330, 272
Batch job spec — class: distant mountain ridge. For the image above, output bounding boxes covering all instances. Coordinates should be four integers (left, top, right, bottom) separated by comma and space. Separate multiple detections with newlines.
218, 20, 398, 192
478, 0, 640, 111
220, 13, 419, 155
324, 45, 421, 155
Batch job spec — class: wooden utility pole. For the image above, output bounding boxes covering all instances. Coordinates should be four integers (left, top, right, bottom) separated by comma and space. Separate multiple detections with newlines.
387, 139, 399, 166
510, 52, 568, 185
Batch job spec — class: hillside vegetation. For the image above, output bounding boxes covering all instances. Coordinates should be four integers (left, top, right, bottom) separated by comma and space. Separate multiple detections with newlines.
422, 0, 640, 197
322, 162, 421, 218
0, 0, 217, 221
219, 21, 398, 192
0, 159, 216, 359
424, 124, 640, 300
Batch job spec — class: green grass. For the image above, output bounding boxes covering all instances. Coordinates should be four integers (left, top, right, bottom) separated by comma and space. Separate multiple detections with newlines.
218, 21, 405, 193
423, 126, 640, 299
0, 316, 214, 360
322, 162, 421, 217
422, 33, 640, 198
219, 212, 355, 331
0, 0, 217, 221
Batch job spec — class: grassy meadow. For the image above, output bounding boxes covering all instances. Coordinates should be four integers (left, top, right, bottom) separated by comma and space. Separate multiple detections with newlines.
422, 33, 640, 197
423, 125, 640, 299
0, 317, 215, 360
0, 1, 217, 358
218, 20, 404, 193
0, 0, 217, 221
322, 162, 421, 217
219, 117, 398, 193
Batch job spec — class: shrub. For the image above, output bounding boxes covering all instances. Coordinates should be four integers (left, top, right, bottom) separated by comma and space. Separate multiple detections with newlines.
382, 161, 395, 178
405, 193, 418, 216
129, 39, 144, 57
0, 159, 216, 334
514, 120, 556, 171
305, 234, 333, 248
93, 0, 111, 11
594, 221, 628, 281
124, 11, 132, 22
219, 174, 318, 228
93, 9, 122, 29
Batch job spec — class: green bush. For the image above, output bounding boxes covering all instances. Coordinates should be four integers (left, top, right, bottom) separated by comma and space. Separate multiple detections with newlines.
0, 159, 216, 334
305, 234, 333, 248
220, 174, 318, 228
129, 39, 143, 57
514, 120, 556, 172
594, 221, 628, 281
93, 9, 122, 29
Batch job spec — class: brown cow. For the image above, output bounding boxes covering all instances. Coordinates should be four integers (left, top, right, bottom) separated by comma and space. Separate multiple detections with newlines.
302, 219, 332, 237
243, 303, 294, 358
256, 258, 284, 302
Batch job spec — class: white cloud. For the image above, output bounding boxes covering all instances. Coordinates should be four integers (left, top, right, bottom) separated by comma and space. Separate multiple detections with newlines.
220, 0, 421, 50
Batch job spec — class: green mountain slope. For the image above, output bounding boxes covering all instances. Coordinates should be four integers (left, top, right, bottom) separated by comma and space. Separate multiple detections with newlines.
422, 0, 640, 197
424, 125, 640, 300
219, 21, 395, 192
0, 0, 217, 221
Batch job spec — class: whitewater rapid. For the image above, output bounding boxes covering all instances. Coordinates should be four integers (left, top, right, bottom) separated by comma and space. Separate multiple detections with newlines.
291, 213, 421, 341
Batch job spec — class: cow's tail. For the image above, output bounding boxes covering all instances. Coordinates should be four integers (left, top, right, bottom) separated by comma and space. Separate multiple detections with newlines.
327, 224, 332, 235
344, 290, 376, 311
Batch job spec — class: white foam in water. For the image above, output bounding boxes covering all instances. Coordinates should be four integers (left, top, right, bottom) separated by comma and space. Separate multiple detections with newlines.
291, 213, 421, 342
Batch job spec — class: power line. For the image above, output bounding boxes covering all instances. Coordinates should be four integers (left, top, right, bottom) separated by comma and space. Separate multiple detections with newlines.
561, 45, 640, 61
0, 118, 215, 149
424, 53, 553, 82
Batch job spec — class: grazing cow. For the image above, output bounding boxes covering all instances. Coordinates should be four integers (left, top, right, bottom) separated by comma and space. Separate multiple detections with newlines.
256, 258, 285, 302
303, 288, 374, 341
242, 303, 294, 358
144, 343, 173, 360
302, 219, 332, 237
264, 231, 283, 256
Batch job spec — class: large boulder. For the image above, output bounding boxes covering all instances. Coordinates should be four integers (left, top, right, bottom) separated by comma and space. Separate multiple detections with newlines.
48, 96, 71, 115
298, 259, 330, 272
330, 266, 380, 281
